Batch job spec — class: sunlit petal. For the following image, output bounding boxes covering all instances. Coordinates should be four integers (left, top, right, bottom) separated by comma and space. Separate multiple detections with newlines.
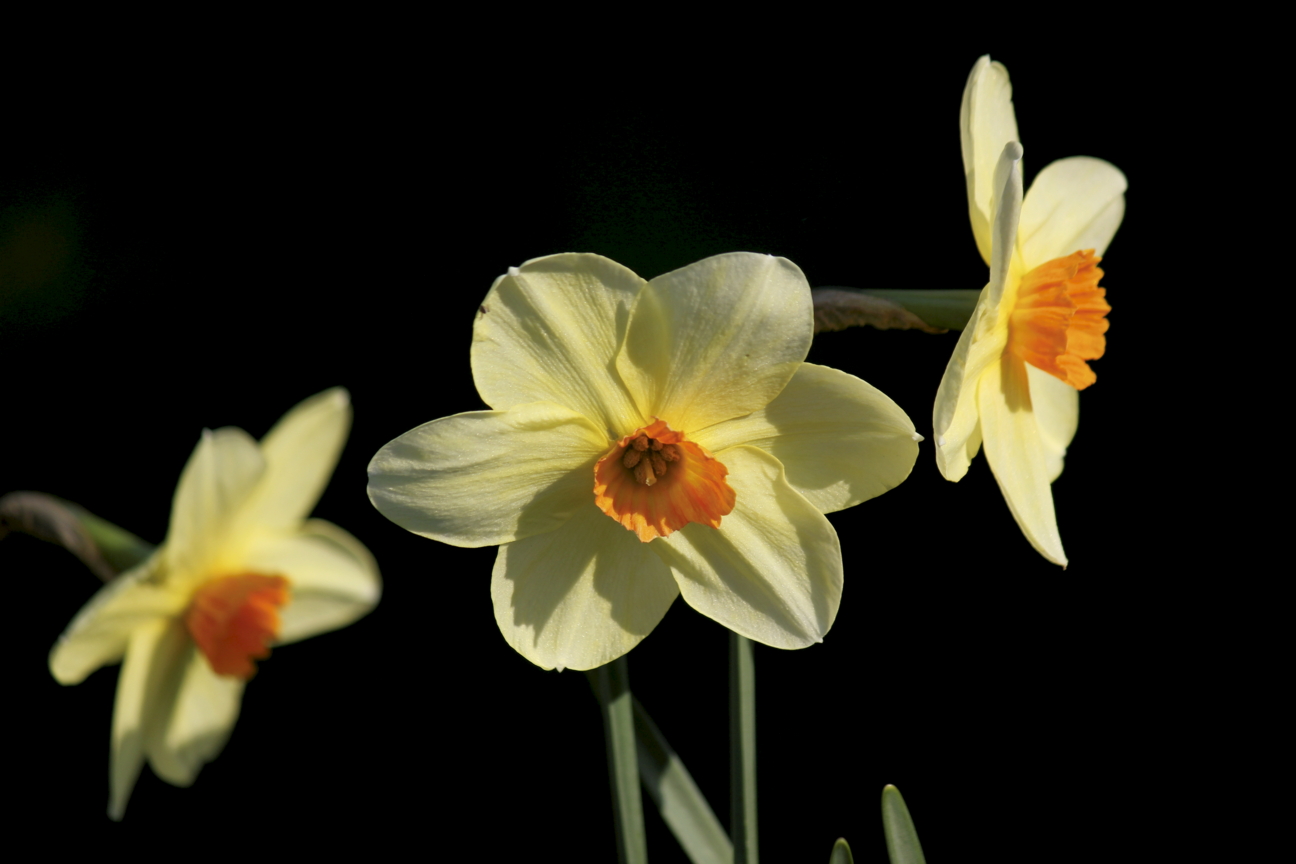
933, 291, 1003, 481
149, 647, 244, 787
236, 387, 351, 536
617, 253, 812, 433
244, 519, 382, 645
654, 447, 841, 649
1019, 157, 1127, 268
491, 504, 679, 671
694, 364, 919, 513
368, 402, 608, 547
470, 253, 646, 438
960, 56, 1020, 265
167, 427, 265, 583
978, 355, 1067, 566
1027, 364, 1080, 482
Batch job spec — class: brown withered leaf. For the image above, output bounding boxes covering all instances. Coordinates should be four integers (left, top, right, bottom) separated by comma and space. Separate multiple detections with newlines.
812, 288, 947, 334
0, 491, 116, 581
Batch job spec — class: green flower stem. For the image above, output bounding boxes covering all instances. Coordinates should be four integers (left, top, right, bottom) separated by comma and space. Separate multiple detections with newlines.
729, 632, 758, 864
633, 697, 733, 864
592, 658, 648, 864
881, 785, 926, 864
857, 289, 982, 331
65, 502, 154, 574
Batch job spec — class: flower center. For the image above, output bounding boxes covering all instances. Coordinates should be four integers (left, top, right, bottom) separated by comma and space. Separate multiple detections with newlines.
1008, 249, 1110, 390
185, 573, 291, 680
594, 418, 736, 543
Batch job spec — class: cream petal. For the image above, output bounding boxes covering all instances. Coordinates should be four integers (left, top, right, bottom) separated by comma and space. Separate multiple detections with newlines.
617, 253, 813, 434
470, 253, 646, 438
108, 617, 190, 820
693, 364, 919, 513
166, 427, 266, 583
1026, 364, 1080, 483
149, 648, 244, 787
989, 141, 1025, 310
1019, 157, 1127, 268
50, 554, 188, 685
242, 519, 381, 645
960, 56, 1020, 265
653, 446, 842, 649
933, 289, 1004, 481
368, 402, 609, 548
978, 355, 1067, 566
491, 503, 679, 671
235, 387, 351, 536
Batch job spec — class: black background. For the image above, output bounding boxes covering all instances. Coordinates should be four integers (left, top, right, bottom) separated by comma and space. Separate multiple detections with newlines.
2, 30, 1241, 861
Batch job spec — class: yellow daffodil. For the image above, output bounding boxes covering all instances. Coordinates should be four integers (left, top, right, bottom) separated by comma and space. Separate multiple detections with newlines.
368, 252, 919, 671
49, 388, 381, 819
934, 56, 1127, 566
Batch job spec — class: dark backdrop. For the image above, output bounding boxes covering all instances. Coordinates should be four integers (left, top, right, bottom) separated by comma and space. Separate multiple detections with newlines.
3, 33, 1224, 861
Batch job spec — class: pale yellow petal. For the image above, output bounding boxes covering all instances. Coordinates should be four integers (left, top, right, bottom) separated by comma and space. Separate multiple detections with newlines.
243, 519, 381, 645
470, 253, 646, 438
166, 427, 266, 583
50, 553, 188, 685
368, 402, 608, 548
933, 290, 1002, 481
491, 504, 679, 671
1026, 364, 1080, 483
978, 355, 1067, 566
109, 617, 189, 820
693, 363, 919, 513
236, 387, 351, 535
960, 56, 1020, 265
617, 253, 813, 434
1018, 157, 1127, 268
653, 446, 841, 649
989, 141, 1025, 309
149, 647, 244, 787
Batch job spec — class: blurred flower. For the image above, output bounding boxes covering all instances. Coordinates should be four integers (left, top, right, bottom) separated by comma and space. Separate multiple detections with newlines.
933, 56, 1127, 566
369, 252, 918, 671
49, 388, 381, 819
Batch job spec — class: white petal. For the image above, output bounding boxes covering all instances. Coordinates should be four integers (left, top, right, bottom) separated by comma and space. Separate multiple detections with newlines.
1026, 365, 1080, 483
150, 648, 244, 787
470, 253, 647, 439
108, 617, 190, 820
243, 519, 381, 645
653, 446, 842, 649
617, 253, 813, 434
978, 355, 1067, 566
166, 427, 266, 583
368, 402, 609, 547
693, 363, 919, 513
932, 289, 1003, 481
960, 56, 1020, 265
491, 504, 679, 671
236, 387, 351, 536
1019, 157, 1127, 268
50, 553, 188, 685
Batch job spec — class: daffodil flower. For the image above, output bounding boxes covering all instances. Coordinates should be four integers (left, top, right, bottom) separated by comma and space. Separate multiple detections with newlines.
934, 56, 1127, 566
49, 388, 381, 819
368, 252, 919, 671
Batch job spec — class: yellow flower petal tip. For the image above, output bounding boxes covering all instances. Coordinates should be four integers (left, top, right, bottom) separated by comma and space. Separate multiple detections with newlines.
370, 252, 921, 670
935, 57, 1125, 566
50, 388, 380, 818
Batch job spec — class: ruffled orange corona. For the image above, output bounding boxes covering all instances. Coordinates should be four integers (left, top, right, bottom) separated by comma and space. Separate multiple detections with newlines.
593, 418, 736, 542
1008, 249, 1110, 390
185, 573, 291, 679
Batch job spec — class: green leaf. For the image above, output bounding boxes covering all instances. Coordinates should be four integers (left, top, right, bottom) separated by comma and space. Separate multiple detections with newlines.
828, 838, 854, 864
881, 785, 927, 864
634, 698, 732, 864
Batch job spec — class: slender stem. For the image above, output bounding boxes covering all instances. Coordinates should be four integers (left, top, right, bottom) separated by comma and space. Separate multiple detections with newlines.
592, 658, 648, 864
729, 632, 758, 864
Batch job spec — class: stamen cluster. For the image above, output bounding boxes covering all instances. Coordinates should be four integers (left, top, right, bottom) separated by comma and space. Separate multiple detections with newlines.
621, 433, 681, 486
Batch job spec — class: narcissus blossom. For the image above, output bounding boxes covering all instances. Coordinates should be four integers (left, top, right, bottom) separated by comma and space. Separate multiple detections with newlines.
934, 56, 1127, 566
368, 252, 919, 671
49, 388, 381, 819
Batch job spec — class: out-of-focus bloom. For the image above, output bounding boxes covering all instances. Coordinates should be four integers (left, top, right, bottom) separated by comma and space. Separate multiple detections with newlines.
933, 56, 1127, 566
50, 388, 381, 819
368, 252, 919, 671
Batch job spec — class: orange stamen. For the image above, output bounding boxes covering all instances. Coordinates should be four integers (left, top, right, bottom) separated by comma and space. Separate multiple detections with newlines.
185, 573, 291, 679
594, 418, 736, 543
1008, 249, 1110, 390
